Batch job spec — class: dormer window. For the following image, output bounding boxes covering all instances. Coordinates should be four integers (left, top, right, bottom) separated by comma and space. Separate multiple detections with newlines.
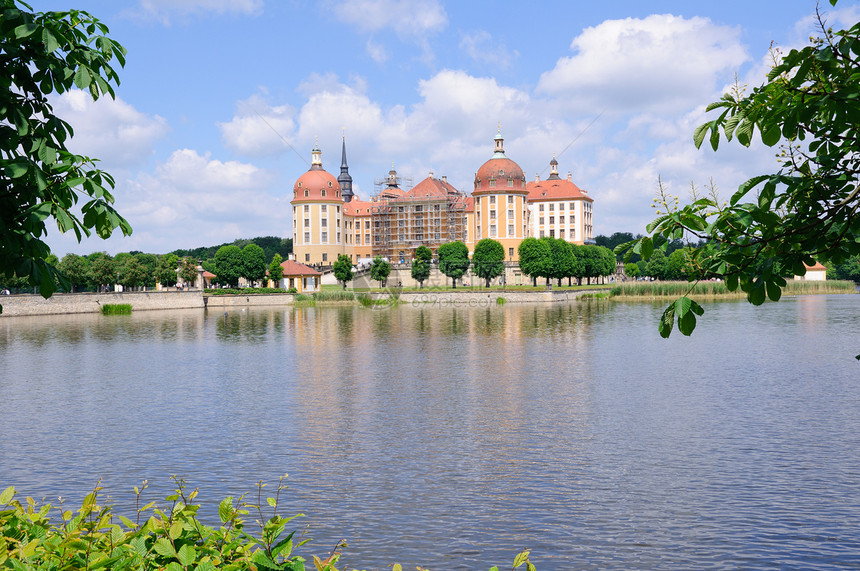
328, 181, 332, 187
322, 189, 326, 197
304, 190, 309, 197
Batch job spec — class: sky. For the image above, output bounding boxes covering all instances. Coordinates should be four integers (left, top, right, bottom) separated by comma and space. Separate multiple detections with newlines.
29, 0, 860, 256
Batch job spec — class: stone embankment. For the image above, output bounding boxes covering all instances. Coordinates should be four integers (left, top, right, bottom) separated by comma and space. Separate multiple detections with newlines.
0, 291, 204, 317
0, 288, 603, 317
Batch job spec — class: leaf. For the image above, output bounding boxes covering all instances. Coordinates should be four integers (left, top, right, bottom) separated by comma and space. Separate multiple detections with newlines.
659, 303, 675, 338
513, 550, 531, 568
6, 160, 30, 178
219, 496, 233, 523
153, 537, 177, 558
748, 280, 766, 306
693, 122, 709, 148
177, 544, 196, 566
14, 22, 37, 38
0, 485, 14, 505
761, 124, 781, 146
168, 520, 182, 539
766, 279, 782, 302
640, 236, 654, 260
267, 496, 277, 508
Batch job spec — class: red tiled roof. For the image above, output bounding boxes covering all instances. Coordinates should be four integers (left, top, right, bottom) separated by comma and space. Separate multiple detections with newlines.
464, 196, 475, 212
526, 178, 592, 201
474, 157, 526, 194
805, 262, 827, 271
280, 260, 322, 276
290, 168, 342, 203
202, 270, 216, 278
343, 197, 374, 216
397, 175, 462, 200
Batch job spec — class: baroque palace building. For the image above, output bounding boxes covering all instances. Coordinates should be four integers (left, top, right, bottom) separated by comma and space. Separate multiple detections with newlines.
290, 130, 593, 265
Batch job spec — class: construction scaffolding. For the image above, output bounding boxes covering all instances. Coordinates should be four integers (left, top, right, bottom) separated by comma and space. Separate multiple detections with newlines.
371, 193, 468, 262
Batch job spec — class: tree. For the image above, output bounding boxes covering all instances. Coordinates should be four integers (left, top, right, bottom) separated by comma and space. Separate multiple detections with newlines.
411, 246, 432, 288
116, 256, 148, 290
623, 5, 860, 338
369, 257, 391, 288
87, 252, 115, 291
214, 245, 242, 287
178, 256, 199, 287
333, 254, 353, 290
58, 253, 88, 292
268, 254, 284, 288
135, 253, 158, 288
625, 261, 641, 279
1, 2, 130, 312
472, 239, 505, 287
542, 237, 577, 287
644, 250, 670, 281
437, 241, 470, 288
517, 237, 551, 287
241, 243, 267, 286
155, 254, 179, 287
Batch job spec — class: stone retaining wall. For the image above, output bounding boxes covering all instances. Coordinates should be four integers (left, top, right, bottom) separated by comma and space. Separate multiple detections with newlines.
0, 291, 204, 317
203, 294, 295, 308
372, 288, 591, 305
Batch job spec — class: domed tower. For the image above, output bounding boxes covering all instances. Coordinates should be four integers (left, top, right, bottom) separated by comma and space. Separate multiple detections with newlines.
291, 143, 346, 266
472, 127, 529, 261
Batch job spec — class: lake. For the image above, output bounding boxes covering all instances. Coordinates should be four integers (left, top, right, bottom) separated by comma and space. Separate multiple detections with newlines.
1, 295, 859, 569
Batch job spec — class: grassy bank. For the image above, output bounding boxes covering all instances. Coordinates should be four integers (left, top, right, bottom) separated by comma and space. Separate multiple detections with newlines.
101, 303, 132, 315
610, 280, 857, 299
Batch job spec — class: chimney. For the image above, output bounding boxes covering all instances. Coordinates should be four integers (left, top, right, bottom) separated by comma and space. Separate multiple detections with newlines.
535, 173, 540, 182
567, 172, 572, 181
429, 171, 434, 179
442, 175, 447, 183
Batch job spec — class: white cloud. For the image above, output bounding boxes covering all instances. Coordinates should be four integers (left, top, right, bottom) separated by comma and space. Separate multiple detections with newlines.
332, 0, 447, 37
129, 0, 263, 24
537, 14, 748, 114
218, 93, 297, 156
459, 30, 517, 70
50, 90, 169, 168
366, 39, 389, 64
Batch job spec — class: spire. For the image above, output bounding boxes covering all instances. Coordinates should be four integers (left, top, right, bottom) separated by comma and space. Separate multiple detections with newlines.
338, 135, 354, 202
492, 125, 505, 158
548, 153, 561, 180
310, 138, 322, 170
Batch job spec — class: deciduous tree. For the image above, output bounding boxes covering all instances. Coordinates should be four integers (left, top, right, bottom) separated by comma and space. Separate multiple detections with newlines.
369, 257, 391, 288
1, 1, 130, 312
268, 254, 284, 287
622, 3, 860, 339
214, 245, 242, 287
241, 243, 267, 286
472, 239, 505, 287
333, 254, 353, 290
58, 253, 88, 292
411, 245, 432, 288
437, 241, 470, 288
518, 237, 551, 287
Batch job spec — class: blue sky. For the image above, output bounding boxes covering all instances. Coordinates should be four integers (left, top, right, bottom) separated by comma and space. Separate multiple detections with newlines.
30, 0, 860, 256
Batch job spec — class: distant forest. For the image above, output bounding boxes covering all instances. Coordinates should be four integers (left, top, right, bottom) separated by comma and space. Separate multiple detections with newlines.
171, 236, 292, 263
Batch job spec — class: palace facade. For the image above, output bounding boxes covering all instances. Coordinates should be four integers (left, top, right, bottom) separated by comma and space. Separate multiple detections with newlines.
290, 130, 593, 265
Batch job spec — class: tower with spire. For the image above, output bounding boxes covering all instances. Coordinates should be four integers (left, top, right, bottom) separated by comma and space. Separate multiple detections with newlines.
338, 136, 354, 203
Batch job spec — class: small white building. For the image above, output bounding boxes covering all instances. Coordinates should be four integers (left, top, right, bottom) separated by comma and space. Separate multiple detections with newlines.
794, 262, 827, 281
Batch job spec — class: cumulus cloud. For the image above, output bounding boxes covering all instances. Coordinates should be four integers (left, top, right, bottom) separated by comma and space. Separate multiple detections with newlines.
459, 30, 517, 70
128, 0, 263, 24
50, 90, 169, 168
332, 0, 447, 37
218, 93, 297, 156
537, 14, 748, 114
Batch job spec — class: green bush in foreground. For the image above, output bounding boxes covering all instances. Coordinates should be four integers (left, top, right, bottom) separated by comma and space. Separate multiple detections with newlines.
101, 303, 132, 315
0, 479, 535, 571
205, 288, 288, 295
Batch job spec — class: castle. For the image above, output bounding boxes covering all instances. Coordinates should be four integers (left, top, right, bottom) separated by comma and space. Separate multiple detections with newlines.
290, 129, 593, 265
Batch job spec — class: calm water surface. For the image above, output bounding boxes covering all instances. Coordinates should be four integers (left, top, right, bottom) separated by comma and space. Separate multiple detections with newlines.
1, 295, 859, 569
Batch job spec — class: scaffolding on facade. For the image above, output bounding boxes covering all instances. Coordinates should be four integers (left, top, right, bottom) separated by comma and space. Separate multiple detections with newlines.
370, 192, 468, 262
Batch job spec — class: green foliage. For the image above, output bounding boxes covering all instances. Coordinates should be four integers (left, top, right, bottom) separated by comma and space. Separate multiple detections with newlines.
172, 236, 292, 264
268, 254, 284, 286
155, 253, 179, 287
437, 241, 470, 287
517, 238, 551, 285
214, 245, 243, 287
472, 238, 506, 287
101, 303, 131, 315
332, 254, 353, 289
623, 10, 860, 337
178, 256, 199, 286
116, 256, 148, 289
87, 252, 116, 289
369, 256, 391, 287
609, 279, 856, 298
135, 253, 158, 288
831, 255, 860, 282
411, 245, 432, 287
542, 237, 578, 286
644, 250, 670, 280
241, 243, 267, 286
58, 253, 88, 292
312, 289, 355, 302
0, 1, 132, 312
624, 261, 641, 278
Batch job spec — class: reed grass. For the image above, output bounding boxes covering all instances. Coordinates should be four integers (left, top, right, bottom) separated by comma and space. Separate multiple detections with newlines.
610, 280, 856, 298
101, 303, 132, 315
312, 290, 355, 302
